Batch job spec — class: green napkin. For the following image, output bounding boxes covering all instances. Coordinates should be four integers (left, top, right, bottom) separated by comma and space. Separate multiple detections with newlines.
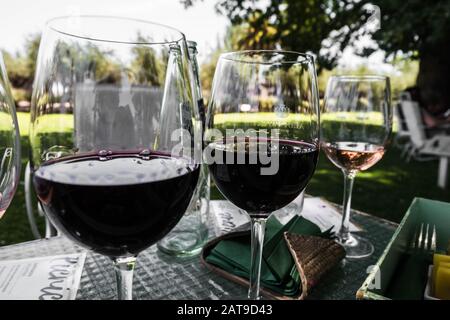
205, 215, 333, 296
385, 252, 431, 300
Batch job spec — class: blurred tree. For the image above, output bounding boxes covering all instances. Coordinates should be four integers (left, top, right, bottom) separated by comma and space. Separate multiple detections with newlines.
131, 34, 168, 86
184, 0, 450, 108
199, 26, 246, 97
184, 1, 373, 68
78, 44, 121, 84
49, 41, 121, 87
369, 1, 450, 109
2, 34, 40, 92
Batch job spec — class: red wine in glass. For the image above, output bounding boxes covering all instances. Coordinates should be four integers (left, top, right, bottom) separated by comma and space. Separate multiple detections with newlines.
207, 138, 318, 216
33, 152, 199, 257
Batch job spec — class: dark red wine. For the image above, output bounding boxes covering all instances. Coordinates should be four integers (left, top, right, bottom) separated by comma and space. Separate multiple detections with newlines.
207, 139, 318, 215
33, 153, 199, 257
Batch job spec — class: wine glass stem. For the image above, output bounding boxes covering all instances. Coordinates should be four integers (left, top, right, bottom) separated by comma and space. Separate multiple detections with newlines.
248, 217, 266, 300
113, 256, 136, 300
339, 171, 356, 242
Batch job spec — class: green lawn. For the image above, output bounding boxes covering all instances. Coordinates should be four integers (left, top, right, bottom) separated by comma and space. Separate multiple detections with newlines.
0, 112, 449, 246
308, 148, 450, 222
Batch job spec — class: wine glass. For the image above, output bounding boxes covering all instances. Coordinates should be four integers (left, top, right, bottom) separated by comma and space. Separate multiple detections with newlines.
205, 50, 320, 299
30, 16, 200, 299
157, 40, 209, 256
321, 75, 392, 259
0, 53, 21, 218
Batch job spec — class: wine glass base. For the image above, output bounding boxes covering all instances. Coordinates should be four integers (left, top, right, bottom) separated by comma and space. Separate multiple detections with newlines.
338, 233, 374, 259
247, 292, 262, 300
157, 230, 205, 257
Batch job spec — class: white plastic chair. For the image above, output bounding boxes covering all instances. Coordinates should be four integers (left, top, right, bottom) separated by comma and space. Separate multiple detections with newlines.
394, 101, 414, 157
400, 100, 450, 188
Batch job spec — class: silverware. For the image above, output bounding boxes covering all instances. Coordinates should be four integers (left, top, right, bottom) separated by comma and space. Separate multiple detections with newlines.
411, 223, 436, 253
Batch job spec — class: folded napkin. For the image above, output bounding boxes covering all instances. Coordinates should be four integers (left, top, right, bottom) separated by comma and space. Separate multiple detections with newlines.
385, 252, 431, 300
204, 215, 336, 297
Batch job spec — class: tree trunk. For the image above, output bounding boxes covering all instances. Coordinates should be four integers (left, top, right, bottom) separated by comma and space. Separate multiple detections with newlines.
417, 40, 450, 112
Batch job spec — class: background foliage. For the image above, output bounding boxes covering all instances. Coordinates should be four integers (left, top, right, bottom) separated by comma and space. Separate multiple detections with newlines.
0, 1, 448, 245
185, 0, 449, 108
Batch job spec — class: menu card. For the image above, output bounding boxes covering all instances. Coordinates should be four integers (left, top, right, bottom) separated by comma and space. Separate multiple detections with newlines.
0, 252, 86, 300
299, 197, 361, 232
210, 196, 361, 234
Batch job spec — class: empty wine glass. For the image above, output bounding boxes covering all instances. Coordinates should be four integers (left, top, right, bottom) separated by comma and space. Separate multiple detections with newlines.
0, 52, 21, 219
205, 50, 320, 299
321, 75, 392, 259
30, 16, 200, 299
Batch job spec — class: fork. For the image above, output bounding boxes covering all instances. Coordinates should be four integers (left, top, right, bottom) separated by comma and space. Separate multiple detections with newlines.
411, 223, 437, 253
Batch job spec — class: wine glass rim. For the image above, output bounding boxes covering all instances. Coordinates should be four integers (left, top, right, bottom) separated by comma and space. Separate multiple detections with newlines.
45, 15, 186, 45
330, 74, 389, 82
220, 50, 314, 65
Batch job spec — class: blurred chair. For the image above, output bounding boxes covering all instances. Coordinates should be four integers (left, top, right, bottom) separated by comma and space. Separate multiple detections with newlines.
394, 101, 413, 157
400, 100, 450, 188
394, 92, 418, 159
